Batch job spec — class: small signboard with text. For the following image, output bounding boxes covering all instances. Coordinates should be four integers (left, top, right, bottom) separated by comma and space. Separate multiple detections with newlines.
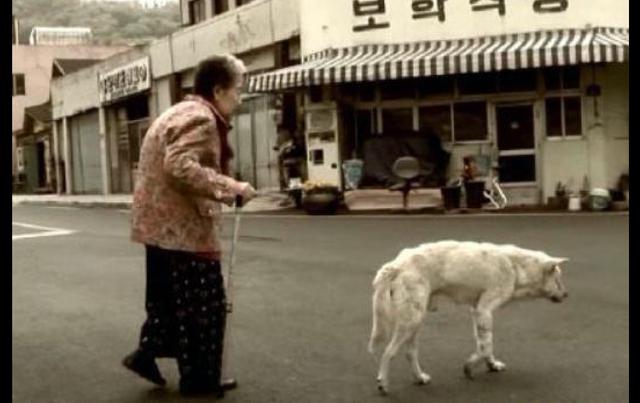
98, 58, 151, 104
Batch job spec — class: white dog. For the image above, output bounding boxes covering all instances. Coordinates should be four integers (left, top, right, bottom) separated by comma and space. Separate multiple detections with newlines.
368, 241, 569, 394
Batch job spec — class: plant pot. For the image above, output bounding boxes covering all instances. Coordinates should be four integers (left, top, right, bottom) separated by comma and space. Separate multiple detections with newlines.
549, 196, 569, 210
464, 180, 485, 209
288, 188, 303, 209
302, 192, 339, 215
440, 186, 461, 210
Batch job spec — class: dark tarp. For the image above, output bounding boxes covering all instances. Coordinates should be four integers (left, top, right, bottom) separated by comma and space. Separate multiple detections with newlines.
360, 130, 450, 188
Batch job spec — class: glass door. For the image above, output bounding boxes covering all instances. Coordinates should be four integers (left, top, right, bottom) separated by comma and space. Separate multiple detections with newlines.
495, 104, 537, 185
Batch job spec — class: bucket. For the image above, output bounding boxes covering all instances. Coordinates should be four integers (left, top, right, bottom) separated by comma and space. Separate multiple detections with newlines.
589, 188, 611, 211
568, 196, 581, 212
440, 186, 461, 210
464, 180, 485, 209
342, 159, 364, 190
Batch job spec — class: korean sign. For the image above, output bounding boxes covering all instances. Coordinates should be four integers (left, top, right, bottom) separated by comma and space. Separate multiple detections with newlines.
98, 58, 150, 104
351, 0, 569, 32
300, 0, 625, 55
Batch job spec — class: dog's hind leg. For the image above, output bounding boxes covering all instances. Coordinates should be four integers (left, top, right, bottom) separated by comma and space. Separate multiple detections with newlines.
377, 282, 429, 394
464, 290, 509, 379
376, 324, 412, 395
406, 326, 431, 386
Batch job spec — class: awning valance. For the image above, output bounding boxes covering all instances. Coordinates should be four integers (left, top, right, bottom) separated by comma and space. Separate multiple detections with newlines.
248, 27, 628, 93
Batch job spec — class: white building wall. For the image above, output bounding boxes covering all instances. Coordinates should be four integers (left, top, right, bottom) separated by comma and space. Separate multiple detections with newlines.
153, 76, 175, 116
602, 63, 629, 189
541, 63, 628, 200
300, 0, 628, 56
169, 0, 298, 73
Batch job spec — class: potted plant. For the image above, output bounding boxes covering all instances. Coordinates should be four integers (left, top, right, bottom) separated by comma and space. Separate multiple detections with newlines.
552, 181, 569, 210
440, 179, 462, 210
302, 180, 340, 215
461, 156, 485, 209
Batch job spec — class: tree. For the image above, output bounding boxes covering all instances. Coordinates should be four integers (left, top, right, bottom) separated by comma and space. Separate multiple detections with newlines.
12, 0, 181, 45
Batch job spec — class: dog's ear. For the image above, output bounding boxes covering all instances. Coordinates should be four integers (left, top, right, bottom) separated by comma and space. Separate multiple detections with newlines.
552, 257, 570, 266
544, 257, 568, 274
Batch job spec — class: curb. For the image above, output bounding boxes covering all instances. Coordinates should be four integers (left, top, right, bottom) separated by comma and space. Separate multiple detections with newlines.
14, 200, 133, 209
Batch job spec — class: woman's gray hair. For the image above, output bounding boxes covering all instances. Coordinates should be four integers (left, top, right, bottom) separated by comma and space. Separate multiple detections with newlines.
223, 53, 247, 78
194, 54, 247, 99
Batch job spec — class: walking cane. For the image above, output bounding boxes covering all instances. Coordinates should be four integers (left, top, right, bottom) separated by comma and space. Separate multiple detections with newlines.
221, 194, 243, 390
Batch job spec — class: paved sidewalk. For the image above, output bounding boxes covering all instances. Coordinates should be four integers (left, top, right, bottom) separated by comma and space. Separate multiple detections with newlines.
12, 191, 294, 213
12, 192, 629, 216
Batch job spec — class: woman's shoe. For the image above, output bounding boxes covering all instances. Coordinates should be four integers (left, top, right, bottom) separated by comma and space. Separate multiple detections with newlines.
122, 349, 167, 387
221, 378, 238, 391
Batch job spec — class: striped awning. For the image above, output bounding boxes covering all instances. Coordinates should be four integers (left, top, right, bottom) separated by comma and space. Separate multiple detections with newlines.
248, 27, 628, 93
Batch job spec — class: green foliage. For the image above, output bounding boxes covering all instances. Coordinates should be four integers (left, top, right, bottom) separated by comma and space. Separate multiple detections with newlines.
13, 0, 181, 45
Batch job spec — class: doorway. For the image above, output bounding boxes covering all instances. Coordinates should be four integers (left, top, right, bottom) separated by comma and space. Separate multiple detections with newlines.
495, 104, 537, 185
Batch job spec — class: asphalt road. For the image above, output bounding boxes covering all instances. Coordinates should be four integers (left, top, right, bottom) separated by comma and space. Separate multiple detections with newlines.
12, 205, 629, 403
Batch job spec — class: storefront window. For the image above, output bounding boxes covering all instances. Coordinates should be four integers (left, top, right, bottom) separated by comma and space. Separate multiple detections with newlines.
380, 80, 415, 100
382, 108, 414, 133
544, 66, 581, 90
545, 97, 563, 137
498, 69, 537, 92
563, 67, 581, 89
543, 68, 562, 91
355, 109, 375, 154
458, 72, 498, 95
563, 97, 582, 135
358, 83, 376, 102
418, 105, 452, 142
417, 75, 454, 98
453, 102, 488, 142
545, 96, 582, 138
309, 86, 323, 103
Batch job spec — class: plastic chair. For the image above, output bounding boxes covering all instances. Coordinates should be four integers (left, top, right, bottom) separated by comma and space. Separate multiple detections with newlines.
390, 156, 421, 212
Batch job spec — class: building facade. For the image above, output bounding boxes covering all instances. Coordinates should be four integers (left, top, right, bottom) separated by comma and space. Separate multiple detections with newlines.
50, 0, 299, 194
47, 0, 628, 205
12, 43, 130, 187
249, 0, 629, 205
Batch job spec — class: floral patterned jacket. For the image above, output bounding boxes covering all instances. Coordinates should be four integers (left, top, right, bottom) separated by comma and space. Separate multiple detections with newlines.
131, 95, 238, 253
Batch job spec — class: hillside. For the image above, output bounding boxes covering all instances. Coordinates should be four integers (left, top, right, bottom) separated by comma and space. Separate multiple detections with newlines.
13, 0, 181, 46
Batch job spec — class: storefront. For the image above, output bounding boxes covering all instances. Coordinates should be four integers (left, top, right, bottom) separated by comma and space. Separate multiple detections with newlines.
98, 57, 152, 193
15, 102, 55, 193
248, 0, 629, 205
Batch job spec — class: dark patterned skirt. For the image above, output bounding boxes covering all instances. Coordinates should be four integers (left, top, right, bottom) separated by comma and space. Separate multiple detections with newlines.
138, 245, 227, 392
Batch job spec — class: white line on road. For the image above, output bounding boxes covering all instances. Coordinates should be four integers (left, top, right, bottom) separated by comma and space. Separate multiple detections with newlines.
44, 206, 78, 211
12, 222, 76, 241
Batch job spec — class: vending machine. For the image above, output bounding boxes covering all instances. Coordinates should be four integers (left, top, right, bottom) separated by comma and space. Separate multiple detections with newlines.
304, 102, 342, 188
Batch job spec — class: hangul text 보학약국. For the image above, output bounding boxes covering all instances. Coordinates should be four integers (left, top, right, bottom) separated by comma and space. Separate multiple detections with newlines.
470, 0, 505, 16
412, 0, 447, 22
352, 0, 391, 32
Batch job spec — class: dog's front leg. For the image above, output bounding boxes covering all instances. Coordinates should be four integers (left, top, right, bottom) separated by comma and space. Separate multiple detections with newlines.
464, 308, 506, 379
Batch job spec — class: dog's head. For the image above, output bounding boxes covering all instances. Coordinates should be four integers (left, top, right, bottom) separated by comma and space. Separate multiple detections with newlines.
540, 257, 569, 303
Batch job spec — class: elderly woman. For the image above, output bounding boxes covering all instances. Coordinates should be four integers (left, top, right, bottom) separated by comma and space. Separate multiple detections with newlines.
122, 54, 256, 398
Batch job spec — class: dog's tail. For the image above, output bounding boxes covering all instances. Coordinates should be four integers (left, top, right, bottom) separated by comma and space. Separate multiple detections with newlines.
368, 263, 401, 355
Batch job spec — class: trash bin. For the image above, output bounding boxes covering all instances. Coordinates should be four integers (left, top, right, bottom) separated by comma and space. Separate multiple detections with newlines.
342, 159, 364, 190
464, 180, 485, 209
589, 188, 611, 211
441, 186, 461, 210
